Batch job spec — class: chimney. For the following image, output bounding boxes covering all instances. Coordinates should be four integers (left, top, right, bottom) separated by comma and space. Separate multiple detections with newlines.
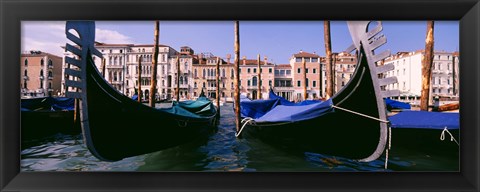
300, 50, 303, 53
264, 56, 268, 65
198, 53, 203, 64
226, 54, 231, 64
242, 56, 246, 65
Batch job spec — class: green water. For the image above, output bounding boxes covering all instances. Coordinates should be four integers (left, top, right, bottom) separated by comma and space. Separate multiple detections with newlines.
21, 103, 459, 172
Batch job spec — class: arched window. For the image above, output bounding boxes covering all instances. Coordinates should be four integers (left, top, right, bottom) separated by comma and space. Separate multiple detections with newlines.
180, 76, 184, 84
194, 82, 197, 88
48, 59, 53, 67
40, 59, 44, 66
48, 82, 52, 89
24, 59, 28, 66
24, 82, 27, 88
203, 82, 206, 88
40, 69, 44, 77
24, 69, 27, 76
48, 71, 53, 77
252, 76, 258, 86
203, 69, 206, 77
231, 69, 234, 78
247, 80, 251, 86
184, 76, 188, 84
194, 69, 197, 78
222, 69, 226, 77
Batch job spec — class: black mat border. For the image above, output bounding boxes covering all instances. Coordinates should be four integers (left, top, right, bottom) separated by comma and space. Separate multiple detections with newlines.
1, 0, 479, 191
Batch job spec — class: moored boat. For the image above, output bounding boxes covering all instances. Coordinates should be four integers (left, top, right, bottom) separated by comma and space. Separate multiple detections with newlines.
238, 21, 399, 162
63, 21, 218, 161
21, 97, 80, 141
388, 110, 459, 157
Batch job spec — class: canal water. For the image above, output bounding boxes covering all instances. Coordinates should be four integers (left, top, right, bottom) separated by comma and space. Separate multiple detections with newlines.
21, 103, 459, 172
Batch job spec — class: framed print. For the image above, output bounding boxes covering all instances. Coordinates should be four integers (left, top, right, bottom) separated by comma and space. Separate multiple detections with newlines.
1, 0, 479, 191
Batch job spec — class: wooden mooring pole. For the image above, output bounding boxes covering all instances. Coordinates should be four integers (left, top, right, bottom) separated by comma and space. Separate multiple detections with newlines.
257, 54, 262, 100
101, 58, 106, 78
216, 57, 221, 118
150, 20, 160, 107
176, 56, 180, 102
420, 21, 434, 111
234, 21, 241, 134
324, 20, 333, 98
138, 55, 142, 103
302, 58, 307, 100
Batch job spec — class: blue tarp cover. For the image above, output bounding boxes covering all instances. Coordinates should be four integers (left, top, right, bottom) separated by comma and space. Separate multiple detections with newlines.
240, 90, 334, 123
385, 98, 411, 110
388, 111, 459, 129
159, 96, 216, 118
131, 94, 138, 101
268, 90, 322, 106
21, 97, 75, 111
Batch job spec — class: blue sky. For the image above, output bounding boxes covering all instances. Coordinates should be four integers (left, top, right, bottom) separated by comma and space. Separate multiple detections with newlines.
22, 21, 458, 64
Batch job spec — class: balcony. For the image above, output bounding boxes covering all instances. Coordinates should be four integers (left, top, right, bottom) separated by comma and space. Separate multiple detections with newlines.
274, 86, 294, 92
39, 76, 44, 80
247, 85, 261, 90
48, 65, 53, 69
23, 76, 29, 80
206, 87, 217, 91
48, 76, 53, 80
205, 76, 216, 80
107, 65, 124, 69
110, 81, 123, 85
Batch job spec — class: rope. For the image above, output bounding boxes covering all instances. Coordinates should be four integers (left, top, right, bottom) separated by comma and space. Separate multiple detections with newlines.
440, 127, 460, 146
236, 117, 255, 138
332, 105, 389, 123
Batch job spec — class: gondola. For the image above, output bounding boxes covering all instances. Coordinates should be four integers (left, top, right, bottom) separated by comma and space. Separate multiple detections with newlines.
21, 96, 80, 141
63, 21, 218, 161
238, 21, 399, 162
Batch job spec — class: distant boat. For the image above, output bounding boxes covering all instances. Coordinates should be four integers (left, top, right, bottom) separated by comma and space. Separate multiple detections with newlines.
384, 98, 411, 111
21, 97, 80, 140
63, 21, 218, 161
238, 21, 399, 162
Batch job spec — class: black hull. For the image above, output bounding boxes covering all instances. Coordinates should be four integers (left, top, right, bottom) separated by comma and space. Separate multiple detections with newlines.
21, 110, 80, 141
243, 45, 387, 161
83, 56, 217, 161
392, 128, 459, 157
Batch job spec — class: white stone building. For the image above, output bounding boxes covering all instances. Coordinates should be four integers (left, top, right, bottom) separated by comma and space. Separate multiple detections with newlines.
62, 43, 178, 100
383, 50, 459, 105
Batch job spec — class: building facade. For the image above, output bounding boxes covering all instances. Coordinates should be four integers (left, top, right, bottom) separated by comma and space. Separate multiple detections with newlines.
61, 43, 459, 105
21, 51, 63, 97
383, 50, 460, 105
239, 57, 275, 100
273, 64, 294, 101
289, 51, 322, 101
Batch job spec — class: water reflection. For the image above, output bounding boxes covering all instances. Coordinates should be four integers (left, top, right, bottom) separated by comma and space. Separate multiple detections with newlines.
21, 103, 458, 172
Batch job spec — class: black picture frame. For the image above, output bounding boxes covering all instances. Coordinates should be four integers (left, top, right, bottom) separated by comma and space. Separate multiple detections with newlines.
1, 0, 479, 191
